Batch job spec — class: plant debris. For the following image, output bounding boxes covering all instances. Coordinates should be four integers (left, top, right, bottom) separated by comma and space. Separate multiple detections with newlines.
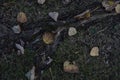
68, 27, 77, 36
102, 0, 120, 11
62, 0, 71, 4
42, 32, 55, 44
17, 12, 27, 23
74, 10, 91, 20
90, 47, 99, 56
12, 25, 21, 34
115, 4, 120, 13
37, 0, 46, 4
0, 0, 120, 80
25, 66, 35, 80
15, 43, 24, 54
63, 61, 79, 73
48, 12, 59, 22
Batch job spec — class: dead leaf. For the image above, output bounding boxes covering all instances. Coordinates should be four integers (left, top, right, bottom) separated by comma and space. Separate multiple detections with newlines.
15, 43, 24, 54
63, 61, 79, 73
74, 10, 90, 20
68, 27, 77, 36
102, 0, 119, 11
62, 0, 71, 4
12, 25, 21, 33
25, 66, 35, 80
17, 12, 27, 23
63, 60, 70, 67
90, 47, 99, 56
48, 12, 59, 21
37, 0, 46, 4
115, 4, 120, 13
43, 32, 54, 44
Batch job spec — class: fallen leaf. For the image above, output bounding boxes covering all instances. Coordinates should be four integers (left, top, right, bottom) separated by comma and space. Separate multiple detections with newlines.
12, 25, 21, 33
62, 0, 71, 4
48, 12, 59, 21
17, 12, 27, 23
74, 10, 90, 20
25, 66, 35, 80
63, 60, 70, 67
102, 0, 119, 11
68, 27, 77, 36
63, 61, 79, 73
115, 4, 120, 13
90, 47, 99, 56
15, 43, 24, 54
43, 32, 54, 44
37, 0, 46, 4
20, 39, 25, 46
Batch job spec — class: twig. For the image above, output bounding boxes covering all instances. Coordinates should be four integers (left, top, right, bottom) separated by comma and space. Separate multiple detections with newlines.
49, 67, 54, 80
92, 27, 108, 36
80, 13, 117, 25
1, 2, 16, 6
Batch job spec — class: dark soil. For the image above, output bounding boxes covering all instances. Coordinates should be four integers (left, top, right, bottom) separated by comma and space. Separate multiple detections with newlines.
0, 0, 120, 80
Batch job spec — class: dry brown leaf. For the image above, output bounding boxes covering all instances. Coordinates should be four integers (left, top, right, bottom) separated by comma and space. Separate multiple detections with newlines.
74, 10, 90, 20
63, 61, 79, 73
102, 0, 119, 11
115, 4, 120, 13
43, 32, 54, 44
37, 0, 46, 4
90, 47, 99, 56
17, 12, 27, 23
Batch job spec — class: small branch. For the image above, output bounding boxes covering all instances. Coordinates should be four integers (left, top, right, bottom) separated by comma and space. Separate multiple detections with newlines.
80, 13, 117, 25
92, 27, 108, 37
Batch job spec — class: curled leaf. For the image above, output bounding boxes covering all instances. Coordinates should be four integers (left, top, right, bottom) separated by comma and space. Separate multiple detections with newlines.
74, 10, 90, 20
17, 12, 27, 23
48, 12, 59, 21
68, 27, 77, 36
43, 32, 54, 44
12, 25, 21, 34
63, 61, 79, 73
115, 4, 120, 13
90, 47, 99, 56
37, 0, 46, 4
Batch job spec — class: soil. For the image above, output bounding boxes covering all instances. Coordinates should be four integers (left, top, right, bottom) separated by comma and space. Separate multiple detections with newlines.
0, 0, 120, 80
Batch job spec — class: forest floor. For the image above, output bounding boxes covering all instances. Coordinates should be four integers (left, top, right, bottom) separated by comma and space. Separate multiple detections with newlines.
0, 0, 120, 80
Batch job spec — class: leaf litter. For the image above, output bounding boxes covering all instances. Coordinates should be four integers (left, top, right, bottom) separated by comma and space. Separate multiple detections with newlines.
0, 0, 120, 80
